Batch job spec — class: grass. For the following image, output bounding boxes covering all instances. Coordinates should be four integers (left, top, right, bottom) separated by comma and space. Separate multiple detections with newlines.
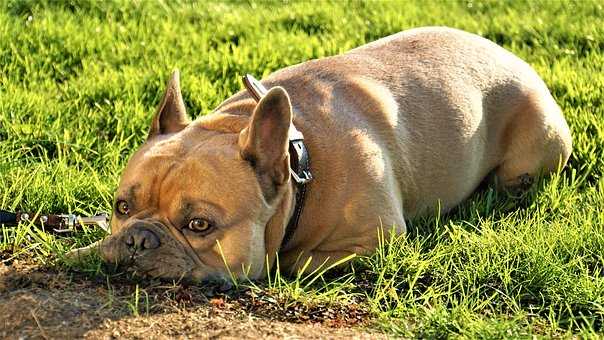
1, 0, 603, 337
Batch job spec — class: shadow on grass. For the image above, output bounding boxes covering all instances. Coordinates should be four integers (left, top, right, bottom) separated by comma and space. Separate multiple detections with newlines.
0, 250, 371, 338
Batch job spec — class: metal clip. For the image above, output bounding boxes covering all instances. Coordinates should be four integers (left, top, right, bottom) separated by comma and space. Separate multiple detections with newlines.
77, 212, 110, 233
290, 169, 313, 185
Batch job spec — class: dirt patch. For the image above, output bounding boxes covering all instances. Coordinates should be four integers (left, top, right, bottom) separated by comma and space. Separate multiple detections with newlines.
88, 312, 381, 339
0, 261, 382, 339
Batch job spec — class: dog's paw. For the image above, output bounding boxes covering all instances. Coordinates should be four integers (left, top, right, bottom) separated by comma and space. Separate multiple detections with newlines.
505, 173, 534, 197
517, 173, 534, 188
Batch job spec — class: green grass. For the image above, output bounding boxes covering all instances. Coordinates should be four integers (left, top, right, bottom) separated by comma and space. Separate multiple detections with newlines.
1, 0, 604, 337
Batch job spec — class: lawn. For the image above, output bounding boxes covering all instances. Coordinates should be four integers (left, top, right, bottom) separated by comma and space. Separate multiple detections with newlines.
1, 0, 604, 338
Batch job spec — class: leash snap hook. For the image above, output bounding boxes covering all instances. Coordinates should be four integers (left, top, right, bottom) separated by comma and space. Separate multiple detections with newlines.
78, 212, 110, 233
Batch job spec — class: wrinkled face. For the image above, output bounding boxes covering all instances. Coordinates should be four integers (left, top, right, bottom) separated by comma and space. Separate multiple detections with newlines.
105, 130, 265, 280
95, 71, 294, 281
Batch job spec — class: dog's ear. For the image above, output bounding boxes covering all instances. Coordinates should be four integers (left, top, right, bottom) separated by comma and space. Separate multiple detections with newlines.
239, 86, 292, 187
148, 70, 190, 138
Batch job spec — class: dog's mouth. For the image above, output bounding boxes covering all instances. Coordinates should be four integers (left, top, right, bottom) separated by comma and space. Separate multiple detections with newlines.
121, 262, 234, 289
111, 247, 197, 281
125, 262, 187, 280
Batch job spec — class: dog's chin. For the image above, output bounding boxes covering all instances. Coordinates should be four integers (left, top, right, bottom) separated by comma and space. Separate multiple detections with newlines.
125, 262, 195, 281
116, 248, 201, 281
124, 260, 235, 284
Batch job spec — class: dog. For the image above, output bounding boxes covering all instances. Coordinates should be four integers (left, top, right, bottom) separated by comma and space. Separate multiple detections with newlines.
68, 27, 572, 281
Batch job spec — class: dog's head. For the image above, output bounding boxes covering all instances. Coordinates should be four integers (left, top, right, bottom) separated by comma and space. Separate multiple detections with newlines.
93, 71, 295, 281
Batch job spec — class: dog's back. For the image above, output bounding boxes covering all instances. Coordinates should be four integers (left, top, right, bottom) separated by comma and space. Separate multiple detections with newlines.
255, 26, 572, 216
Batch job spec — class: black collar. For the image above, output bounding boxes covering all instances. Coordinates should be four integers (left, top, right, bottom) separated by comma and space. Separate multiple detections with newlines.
242, 74, 313, 250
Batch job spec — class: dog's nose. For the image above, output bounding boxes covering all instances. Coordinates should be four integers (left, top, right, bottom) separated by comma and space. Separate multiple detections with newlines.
125, 227, 160, 252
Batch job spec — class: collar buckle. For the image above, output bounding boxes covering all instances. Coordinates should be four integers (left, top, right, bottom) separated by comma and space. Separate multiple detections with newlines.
290, 169, 313, 185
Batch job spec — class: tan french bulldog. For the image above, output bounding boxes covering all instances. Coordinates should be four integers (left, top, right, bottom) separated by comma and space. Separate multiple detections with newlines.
69, 27, 572, 281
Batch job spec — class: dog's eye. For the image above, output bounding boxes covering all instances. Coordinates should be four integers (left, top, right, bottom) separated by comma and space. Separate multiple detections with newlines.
116, 200, 129, 215
187, 218, 212, 233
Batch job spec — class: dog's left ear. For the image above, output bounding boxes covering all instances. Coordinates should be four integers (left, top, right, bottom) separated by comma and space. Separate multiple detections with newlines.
239, 86, 292, 187
148, 69, 190, 138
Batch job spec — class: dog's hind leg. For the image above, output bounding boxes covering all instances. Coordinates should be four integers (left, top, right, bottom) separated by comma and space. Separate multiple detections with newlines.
495, 91, 572, 191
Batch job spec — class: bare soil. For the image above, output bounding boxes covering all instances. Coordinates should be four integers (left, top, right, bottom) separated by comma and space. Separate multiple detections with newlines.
0, 259, 383, 339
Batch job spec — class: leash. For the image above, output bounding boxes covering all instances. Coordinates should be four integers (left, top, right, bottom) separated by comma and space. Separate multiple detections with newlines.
242, 74, 313, 250
0, 209, 109, 235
